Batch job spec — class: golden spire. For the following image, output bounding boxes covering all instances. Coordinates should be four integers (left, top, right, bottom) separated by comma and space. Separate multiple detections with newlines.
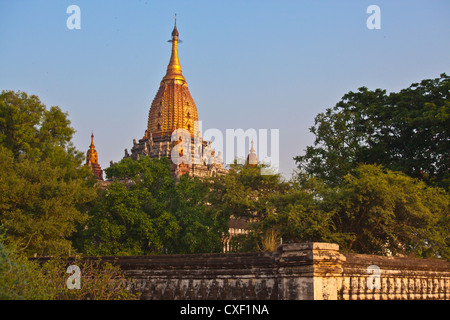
90, 131, 95, 148
147, 16, 199, 138
86, 132, 98, 165
85, 132, 104, 180
163, 14, 185, 82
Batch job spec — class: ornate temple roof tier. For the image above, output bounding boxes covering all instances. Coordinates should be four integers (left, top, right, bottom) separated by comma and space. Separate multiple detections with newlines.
147, 81, 198, 138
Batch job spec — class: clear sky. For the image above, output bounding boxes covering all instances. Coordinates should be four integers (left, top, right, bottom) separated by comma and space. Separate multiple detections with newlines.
1, 0, 449, 178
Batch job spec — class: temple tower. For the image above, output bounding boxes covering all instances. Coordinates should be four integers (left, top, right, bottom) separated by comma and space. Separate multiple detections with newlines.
147, 16, 199, 139
127, 17, 227, 178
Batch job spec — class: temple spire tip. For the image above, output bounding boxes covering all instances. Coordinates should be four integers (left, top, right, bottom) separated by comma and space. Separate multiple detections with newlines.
171, 14, 179, 38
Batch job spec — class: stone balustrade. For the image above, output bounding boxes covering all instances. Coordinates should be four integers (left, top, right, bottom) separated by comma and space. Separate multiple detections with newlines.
91, 242, 449, 300
339, 252, 449, 300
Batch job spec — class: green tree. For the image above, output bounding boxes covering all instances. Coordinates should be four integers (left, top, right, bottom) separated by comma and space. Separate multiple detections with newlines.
224, 163, 448, 258
168, 174, 229, 253
0, 233, 52, 299
387, 75, 450, 188
205, 162, 292, 252
74, 157, 180, 255
258, 175, 351, 247
0, 147, 96, 256
332, 164, 449, 258
0, 90, 82, 168
74, 156, 229, 255
0, 90, 98, 256
294, 73, 450, 190
221, 166, 351, 252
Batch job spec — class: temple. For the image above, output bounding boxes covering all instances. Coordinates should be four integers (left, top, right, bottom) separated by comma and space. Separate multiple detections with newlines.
89, 18, 261, 251
125, 16, 227, 179
85, 132, 104, 180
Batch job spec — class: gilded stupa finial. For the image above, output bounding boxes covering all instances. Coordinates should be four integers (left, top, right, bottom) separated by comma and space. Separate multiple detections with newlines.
172, 14, 179, 37
90, 131, 94, 147
163, 14, 184, 82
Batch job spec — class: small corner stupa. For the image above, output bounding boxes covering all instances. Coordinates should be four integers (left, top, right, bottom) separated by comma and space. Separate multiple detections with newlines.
246, 140, 258, 167
85, 132, 104, 181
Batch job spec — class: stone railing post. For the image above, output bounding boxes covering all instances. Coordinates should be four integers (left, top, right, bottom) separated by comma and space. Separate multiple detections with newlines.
277, 242, 346, 300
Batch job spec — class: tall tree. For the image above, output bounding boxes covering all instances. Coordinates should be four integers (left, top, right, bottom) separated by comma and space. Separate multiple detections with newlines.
257, 174, 351, 248
331, 164, 449, 258
169, 174, 229, 254
0, 90, 97, 256
0, 90, 80, 165
294, 73, 450, 190
222, 163, 449, 258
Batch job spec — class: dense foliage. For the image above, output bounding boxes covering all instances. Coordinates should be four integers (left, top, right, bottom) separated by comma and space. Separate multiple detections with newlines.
0, 91, 97, 257
294, 73, 449, 190
73, 157, 229, 255
207, 163, 449, 259
0, 236, 134, 300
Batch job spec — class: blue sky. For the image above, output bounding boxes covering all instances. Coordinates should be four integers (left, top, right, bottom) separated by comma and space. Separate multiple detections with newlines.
1, 0, 449, 178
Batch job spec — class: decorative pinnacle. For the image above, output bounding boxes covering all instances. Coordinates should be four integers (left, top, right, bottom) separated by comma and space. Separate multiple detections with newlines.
90, 131, 95, 147
163, 15, 185, 82
171, 14, 179, 38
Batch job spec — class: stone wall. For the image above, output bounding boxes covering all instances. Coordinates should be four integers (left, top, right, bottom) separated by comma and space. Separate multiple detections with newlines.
103, 251, 280, 300
97, 242, 449, 300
